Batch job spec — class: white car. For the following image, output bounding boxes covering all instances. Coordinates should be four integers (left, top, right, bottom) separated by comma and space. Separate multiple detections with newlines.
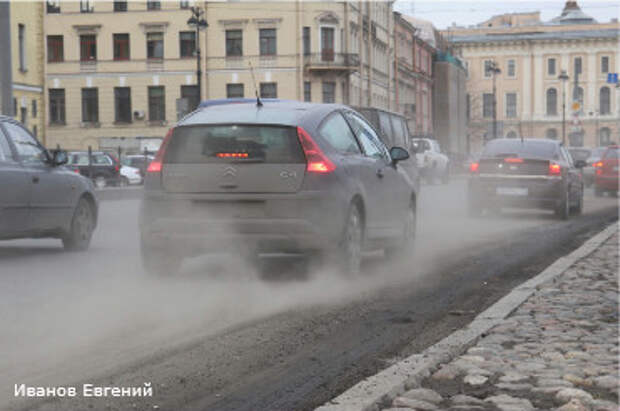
119, 165, 142, 186
411, 138, 450, 184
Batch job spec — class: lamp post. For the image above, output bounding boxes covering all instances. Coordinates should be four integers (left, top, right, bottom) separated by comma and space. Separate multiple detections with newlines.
187, 7, 208, 109
589, 110, 599, 146
486, 61, 501, 140
558, 70, 569, 146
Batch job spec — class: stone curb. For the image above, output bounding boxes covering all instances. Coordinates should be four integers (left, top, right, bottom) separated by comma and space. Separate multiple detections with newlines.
315, 223, 618, 411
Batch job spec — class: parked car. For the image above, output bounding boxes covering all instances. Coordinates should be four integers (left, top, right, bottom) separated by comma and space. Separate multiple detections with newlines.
120, 165, 143, 186
0, 116, 98, 250
582, 147, 608, 187
67, 151, 121, 188
353, 107, 420, 190
411, 138, 450, 184
122, 154, 155, 178
594, 145, 619, 197
468, 138, 583, 219
141, 101, 418, 276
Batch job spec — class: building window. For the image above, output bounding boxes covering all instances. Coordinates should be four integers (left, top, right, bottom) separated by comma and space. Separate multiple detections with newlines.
49, 89, 65, 125
80, 0, 93, 13
322, 82, 335, 103
260, 82, 277, 98
547, 58, 556, 76
574, 57, 582, 75
601, 56, 609, 74
482, 93, 493, 118
466, 94, 470, 120
180, 1, 190, 9
225, 30, 242, 57
226, 83, 244, 98
599, 127, 612, 146
18, 24, 26, 72
179, 31, 196, 58
483, 60, 492, 78
113, 0, 127, 11
12, 98, 17, 117
47, 35, 64, 63
506, 93, 517, 118
113, 34, 130, 61
259, 28, 276, 56
545, 129, 557, 140
321, 27, 335, 62
32, 100, 37, 118
546, 88, 557, 116
147, 32, 164, 59
114, 87, 131, 123
80, 34, 97, 61
20, 107, 27, 125
304, 81, 311, 102
303, 27, 310, 56
33, 126, 37, 137
148, 86, 165, 121
507, 59, 516, 77
146, 0, 161, 11
600, 87, 610, 115
181, 85, 199, 111
46, 1, 60, 13
81, 88, 99, 123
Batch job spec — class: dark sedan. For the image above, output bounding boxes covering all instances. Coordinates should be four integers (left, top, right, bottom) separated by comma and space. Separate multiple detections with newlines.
468, 138, 583, 219
141, 100, 418, 276
0, 116, 98, 250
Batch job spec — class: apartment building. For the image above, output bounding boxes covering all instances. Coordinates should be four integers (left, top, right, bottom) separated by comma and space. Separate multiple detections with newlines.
446, 1, 620, 150
44, 0, 396, 151
9, 2, 45, 142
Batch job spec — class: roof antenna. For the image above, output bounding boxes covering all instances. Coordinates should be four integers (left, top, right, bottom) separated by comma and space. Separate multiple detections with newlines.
248, 62, 263, 107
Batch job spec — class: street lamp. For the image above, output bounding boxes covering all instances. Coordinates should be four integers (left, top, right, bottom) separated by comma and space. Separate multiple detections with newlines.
486, 61, 501, 140
558, 70, 569, 146
187, 7, 208, 109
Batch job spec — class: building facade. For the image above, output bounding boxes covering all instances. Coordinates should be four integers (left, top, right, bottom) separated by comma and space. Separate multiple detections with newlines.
446, 1, 620, 151
10, 1, 45, 143
44, 0, 397, 151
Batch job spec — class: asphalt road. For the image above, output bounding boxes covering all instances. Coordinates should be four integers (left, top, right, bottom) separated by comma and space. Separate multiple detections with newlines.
1, 180, 617, 411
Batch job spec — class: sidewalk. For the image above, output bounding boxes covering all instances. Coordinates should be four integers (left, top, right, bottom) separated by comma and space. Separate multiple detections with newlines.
385, 229, 618, 411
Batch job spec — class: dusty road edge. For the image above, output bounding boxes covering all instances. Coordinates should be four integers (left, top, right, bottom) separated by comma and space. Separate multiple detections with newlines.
316, 222, 618, 411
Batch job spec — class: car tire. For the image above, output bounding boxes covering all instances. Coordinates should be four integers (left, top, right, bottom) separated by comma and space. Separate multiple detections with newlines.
93, 175, 106, 189
337, 204, 363, 276
141, 239, 182, 276
385, 204, 416, 259
62, 197, 95, 251
571, 188, 583, 216
555, 188, 570, 220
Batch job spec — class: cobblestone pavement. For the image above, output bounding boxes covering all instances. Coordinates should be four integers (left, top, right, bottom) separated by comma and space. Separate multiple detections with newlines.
385, 230, 619, 411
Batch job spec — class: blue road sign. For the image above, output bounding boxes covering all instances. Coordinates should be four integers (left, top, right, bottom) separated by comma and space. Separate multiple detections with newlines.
607, 73, 618, 84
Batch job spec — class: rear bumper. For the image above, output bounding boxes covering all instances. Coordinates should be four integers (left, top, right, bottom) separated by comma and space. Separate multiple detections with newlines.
595, 175, 619, 191
469, 175, 564, 210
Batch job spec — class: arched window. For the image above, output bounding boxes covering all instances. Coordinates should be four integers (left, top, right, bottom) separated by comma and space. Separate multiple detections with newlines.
506, 131, 517, 139
546, 128, 558, 140
599, 127, 611, 146
546, 88, 557, 116
600, 87, 610, 115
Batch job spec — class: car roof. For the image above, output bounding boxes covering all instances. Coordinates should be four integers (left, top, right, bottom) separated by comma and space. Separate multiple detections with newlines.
488, 138, 560, 145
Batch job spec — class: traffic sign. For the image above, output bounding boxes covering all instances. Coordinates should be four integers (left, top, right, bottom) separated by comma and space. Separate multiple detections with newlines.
607, 73, 618, 84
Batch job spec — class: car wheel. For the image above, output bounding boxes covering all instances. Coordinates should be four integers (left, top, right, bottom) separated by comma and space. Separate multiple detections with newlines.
93, 175, 106, 189
141, 239, 181, 277
338, 205, 363, 276
62, 198, 95, 251
555, 188, 570, 220
385, 204, 416, 259
571, 188, 583, 215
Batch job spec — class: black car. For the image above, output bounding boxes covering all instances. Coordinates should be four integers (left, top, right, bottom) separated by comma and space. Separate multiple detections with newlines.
141, 100, 418, 276
0, 116, 98, 250
67, 151, 121, 188
468, 138, 583, 219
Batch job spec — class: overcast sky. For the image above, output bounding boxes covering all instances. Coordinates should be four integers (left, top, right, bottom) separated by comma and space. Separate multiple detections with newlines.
393, 0, 620, 29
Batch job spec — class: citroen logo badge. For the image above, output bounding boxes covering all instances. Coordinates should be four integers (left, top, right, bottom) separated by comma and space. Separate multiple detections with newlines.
222, 166, 237, 177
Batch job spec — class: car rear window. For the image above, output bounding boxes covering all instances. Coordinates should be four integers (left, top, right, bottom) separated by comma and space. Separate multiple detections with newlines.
69, 153, 113, 165
568, 148, 591, 162
164, 124, 305, 164
482, 140, 558, 160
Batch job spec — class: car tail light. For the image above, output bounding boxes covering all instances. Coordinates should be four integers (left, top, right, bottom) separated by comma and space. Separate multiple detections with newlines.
549, 163, 561, 176
216, 152, 249, 158
596, 167, 603, 175
147, 128, 174, 173
469, 162, 479, 173
594, 161, 603, 168
73, 168, 80, 174
504, 158, 523, 163
297, 126, 336, 174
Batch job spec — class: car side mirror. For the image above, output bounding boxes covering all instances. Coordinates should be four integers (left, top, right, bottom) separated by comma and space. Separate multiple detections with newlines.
51, 149, 68, 166
574, 160, 586, 169
390, 146, 410, 165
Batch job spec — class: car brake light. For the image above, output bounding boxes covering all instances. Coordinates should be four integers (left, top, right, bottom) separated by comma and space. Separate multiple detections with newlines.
297, 126, 336, 174
216, 152, 249, 158
596, 168, 603, 175
504, 158, 523, 163
594, 161, 603, 168
73, 168, 80, 174
469, 162, 479, 173
549, 163, 561, 176
147, 128, 174, 173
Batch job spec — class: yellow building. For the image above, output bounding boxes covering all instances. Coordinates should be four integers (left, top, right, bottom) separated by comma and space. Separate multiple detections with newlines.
10, 1, 45, 143
446, 1, 620, 151
44, 0, 396, 151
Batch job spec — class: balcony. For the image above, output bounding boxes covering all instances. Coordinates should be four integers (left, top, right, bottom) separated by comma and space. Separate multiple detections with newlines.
304, 52, 359, 73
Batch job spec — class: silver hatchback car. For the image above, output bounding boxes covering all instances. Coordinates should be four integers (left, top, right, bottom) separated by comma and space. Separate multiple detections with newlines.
140, 101, 418, 276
